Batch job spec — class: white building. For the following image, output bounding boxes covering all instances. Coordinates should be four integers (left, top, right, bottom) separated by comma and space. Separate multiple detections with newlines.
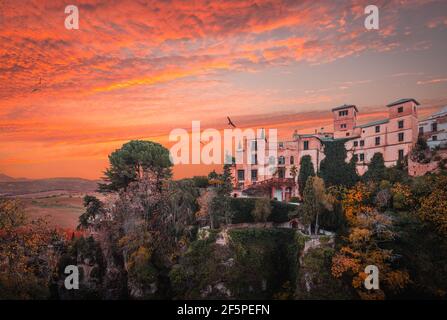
418, 106, 447, 149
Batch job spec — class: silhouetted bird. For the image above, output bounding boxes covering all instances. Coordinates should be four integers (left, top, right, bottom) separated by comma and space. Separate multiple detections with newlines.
227, 116, 236, 128
31, 77, 42, 93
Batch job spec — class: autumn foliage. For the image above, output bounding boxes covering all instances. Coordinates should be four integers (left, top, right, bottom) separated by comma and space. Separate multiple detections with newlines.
331, 183, 410, 299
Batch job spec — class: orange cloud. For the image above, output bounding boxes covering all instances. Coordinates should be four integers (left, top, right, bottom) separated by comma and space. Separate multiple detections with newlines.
1, 0, 447, 179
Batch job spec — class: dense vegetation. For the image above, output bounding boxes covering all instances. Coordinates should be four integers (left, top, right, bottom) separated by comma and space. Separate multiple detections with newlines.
170, 228, 304, 299
1, 138, 447, 300
229, 197, 296, 224
319, 139, 358, 187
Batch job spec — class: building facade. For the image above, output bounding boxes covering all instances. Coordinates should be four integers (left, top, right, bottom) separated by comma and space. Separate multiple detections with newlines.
344, 98, 419, 175
418, 106, 447, 149
231, 98, 421, 201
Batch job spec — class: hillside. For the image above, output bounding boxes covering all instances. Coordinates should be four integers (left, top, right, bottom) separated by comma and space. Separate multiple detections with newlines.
0, 176, 99, 196
0, 173, 22, 182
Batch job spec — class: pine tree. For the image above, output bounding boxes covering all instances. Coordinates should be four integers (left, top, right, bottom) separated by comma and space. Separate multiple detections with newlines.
298, 155, 315, 197
363, 152, 386, 183
319, 140, 358, 187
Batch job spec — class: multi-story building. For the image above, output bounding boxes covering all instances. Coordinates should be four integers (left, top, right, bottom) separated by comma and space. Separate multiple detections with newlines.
231, 98, 421, 201
345, 98, 419, 175
418, 106, 447, 149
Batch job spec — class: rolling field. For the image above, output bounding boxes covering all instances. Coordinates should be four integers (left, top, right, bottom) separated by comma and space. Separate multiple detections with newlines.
21, 194, 86, 230
0, 174, 100, 230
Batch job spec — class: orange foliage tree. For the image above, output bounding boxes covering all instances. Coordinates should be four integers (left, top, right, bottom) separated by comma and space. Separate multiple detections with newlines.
418, 176, 447, 236
0, 199, 59, 299
331, 183, 409, 299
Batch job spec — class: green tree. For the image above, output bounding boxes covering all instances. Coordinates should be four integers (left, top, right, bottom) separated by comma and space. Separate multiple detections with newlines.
298, 155, 315, 198
319, 140, 358, 187
363, 152, 386, 183
98, 140, 172, 192
78, 195, 105, 230
191, 176, 209, 188
165, 179, 200, 241
208, 170, 219, 181
220, 164, 233, 196
205, 164, 235, 228
410, 136, 429, 163
300, 176, 334, 235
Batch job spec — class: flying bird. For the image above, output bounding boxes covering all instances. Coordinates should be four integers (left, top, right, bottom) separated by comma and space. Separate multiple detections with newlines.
31, 77, 42, 93
227, 116, 236, 128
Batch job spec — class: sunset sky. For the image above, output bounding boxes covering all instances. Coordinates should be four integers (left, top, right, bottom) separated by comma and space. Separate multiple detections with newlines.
1, 0, 447, 180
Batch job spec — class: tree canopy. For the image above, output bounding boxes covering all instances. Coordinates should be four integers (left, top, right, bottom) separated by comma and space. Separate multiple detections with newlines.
319, 139, 358, 187
98, 140, 172, 192
298, 155, 315, 198
300, 176, 334, 235
363, 152, 386, 183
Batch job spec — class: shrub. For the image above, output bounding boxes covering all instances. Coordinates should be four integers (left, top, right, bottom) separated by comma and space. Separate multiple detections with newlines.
229, 198, 256, 223
251, 198, 272, 222
230, 198, 296, 224
268, 201, 296, 223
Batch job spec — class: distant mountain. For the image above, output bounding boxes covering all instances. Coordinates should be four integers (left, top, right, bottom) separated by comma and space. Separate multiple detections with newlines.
0, 176, 99, 196
0, 173, 29, 182
0, 173, 16, 182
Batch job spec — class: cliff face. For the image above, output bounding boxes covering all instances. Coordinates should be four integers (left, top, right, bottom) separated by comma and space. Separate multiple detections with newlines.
54, 228, 350, 300
170, 228, 305, 299
294, 236, 353, 299
54, 237, 107, 299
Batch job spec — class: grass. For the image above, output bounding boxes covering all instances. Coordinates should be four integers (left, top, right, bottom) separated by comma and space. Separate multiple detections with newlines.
22, 194, 85, 229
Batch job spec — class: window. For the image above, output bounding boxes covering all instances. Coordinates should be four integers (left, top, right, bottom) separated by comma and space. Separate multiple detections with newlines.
353, 141, 358, 147
339, 110, 348, 116
398, 120, 404, 129
398, 149, 404, 160
251, 169, 258, 181
432, 123, 438, 132
375, 137, 380, 145
237, 170, 245, 181
432, 135, 438, 141
303, 141, 309, 150
398, 132, 404, 142
278, 142, 284, 148
278, 168, 285, 179
251, 154, 258, 165
278, 156, 285, 165
340, 123, 347, 129
398, 106, 403, 113
353, 154, 359, 162
290, 156, 294, 165
375, 125, 380, 133
360, 153, 365, 161
251, 140, 258, 151
419, 127, 424, 135
360, 140, 365, 147
346, 132, 350, 136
